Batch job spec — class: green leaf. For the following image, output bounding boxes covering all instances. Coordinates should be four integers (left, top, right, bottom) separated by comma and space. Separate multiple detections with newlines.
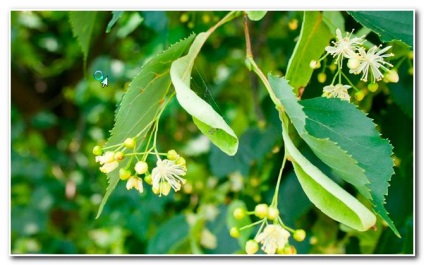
246, 11, 267, 21
269, 75, 369, 196
147, 214, 190, 254
300, 98, 398, 237
285, 11, 332, 94
171, 32, 238, 156
268, 74, 399, 234
282, 116, 376, 231
106, 11, 123, 33
95, 34, 195, 218
227, 200, 253, 248
348, 11, 413, 47
322, 11, 345, 33
68, 11, 97, 62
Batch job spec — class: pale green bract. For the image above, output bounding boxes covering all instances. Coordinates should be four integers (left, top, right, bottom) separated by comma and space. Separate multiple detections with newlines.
171, 32, 239, 156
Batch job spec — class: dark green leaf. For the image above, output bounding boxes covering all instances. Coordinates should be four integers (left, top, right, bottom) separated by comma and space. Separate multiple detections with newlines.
301, 98, 398, 236
96, 34, 195, 218
348, 11, 413, 47
147, 214, 189, 254
285, 11, 333, 94
69, 11, 97, 62
106, 11, 123, 33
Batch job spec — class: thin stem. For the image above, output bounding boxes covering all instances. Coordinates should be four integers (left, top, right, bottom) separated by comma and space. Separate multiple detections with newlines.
244, 14, 253, 58
271, 154, 287, 207
240, 219, 264, 231
340, 71, 360, 92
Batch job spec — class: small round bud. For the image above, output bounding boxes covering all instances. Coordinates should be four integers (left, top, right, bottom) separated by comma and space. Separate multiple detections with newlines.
254, 204, 269, 219
347, 57, 360, 70
188, 21, 194, 29
114, 151, 124, 161
267, 207, 279, 220
355, 90, 365, 101
92, 145, 103, 156
384, 70, 399, 83
124, 138, 136, 149
167, 149, 179, 160
230, 227, 240, 238
408, 67, 414, 75
119, 168, 131, 180
134, 161, 148, 175
317, 72, 327, 83
180, 13, 189, 23
368, 82, 379, 92
176, 157, 186, 167
288, 18, 298, 31
293, 229, 306, 242
329, 63, 337, 72
144, 174, 152, 185
233, 208, 245, 220
309, 60, 321, 69
408, 51, 413, 60
283, 245, 297, 254
245, 240, 258, 254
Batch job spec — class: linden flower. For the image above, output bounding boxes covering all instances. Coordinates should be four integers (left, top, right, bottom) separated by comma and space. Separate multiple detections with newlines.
349, 45, 394, 82
95, 151, 119, 173
151, 159, 187, 196
255, 224, 290, 254
126, 176, 143, 193
322, 84, 351, 101
325, 28, 365, 63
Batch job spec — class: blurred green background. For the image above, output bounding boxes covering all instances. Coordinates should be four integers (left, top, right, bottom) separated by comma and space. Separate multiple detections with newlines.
10, 11, 413, 254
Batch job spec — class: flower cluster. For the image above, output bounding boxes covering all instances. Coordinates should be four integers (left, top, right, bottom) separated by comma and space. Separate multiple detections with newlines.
93, 138, 187, 196
315, 28, 396, 102
230, 202, 305, 255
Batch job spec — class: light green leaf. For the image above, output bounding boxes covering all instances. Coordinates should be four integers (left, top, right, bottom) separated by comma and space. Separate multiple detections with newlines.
246, 11, 267, 21
301, 98, 398, 237
147, 214, 190, 254
227, 200, 253, 248
282, 116, 376, 231
171, 32, 238, 156
95, 35, 195, 218
69, 11, 97, 63
348, 11, 413, 47
285, 11, 332, 94
323, 11, 345, 33
106, 11, 123, 33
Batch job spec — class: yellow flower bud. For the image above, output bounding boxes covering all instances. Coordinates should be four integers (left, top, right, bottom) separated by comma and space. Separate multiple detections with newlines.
167, 149, 179, 160
317, 72, 327, 83
180, 13, 189, 23
134, 161, 148, 175
384, 70, 399, 83
233, 208, 245, 220
283, 245, 297, 254
288, 19, 298, 31
92, 145, 103, 156
176, 157, 186, 167
309, 60, 321, 69
254, 204, 269, 219
347, 57, 361, 70
114, 151, 124, 161
355, 90, 365, 101
124, 138, 136, 149
119, 168, 131, 180
230, 227, 240, 238
144, 174, 152, 185
368, 82, 379, 92
293, 229, 306, 242
245, 240, 258, 254
267, 207, 279, 220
